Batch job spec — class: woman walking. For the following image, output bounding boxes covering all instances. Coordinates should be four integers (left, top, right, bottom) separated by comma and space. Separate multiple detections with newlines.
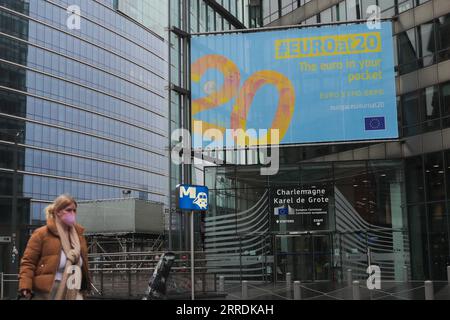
18, 194, 90, 299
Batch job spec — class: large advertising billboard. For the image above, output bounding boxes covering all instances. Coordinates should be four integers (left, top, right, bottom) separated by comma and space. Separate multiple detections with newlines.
191, 22, 397, 147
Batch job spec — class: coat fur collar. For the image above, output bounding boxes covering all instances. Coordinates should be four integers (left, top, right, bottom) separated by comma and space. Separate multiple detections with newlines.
46, 217, 85, 237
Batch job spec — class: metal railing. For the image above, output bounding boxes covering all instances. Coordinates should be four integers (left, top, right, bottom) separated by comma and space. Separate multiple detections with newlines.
0, 273, 18, 300
222, 279, 450, 300
220, 266, 450, 300
5, 259, 449, 300
87, 251, 219, 299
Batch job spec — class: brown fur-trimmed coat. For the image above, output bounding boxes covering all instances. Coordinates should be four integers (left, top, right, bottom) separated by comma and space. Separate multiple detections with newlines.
18, 217, 90, 294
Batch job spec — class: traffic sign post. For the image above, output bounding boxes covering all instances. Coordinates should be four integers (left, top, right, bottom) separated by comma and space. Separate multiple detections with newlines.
176, 184, 209, 300
190, 210, 194, 300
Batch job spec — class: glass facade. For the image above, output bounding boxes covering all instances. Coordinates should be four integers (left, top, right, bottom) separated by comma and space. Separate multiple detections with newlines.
406, 151, 450, 280
264, 0, 432, 25
168, 0, 260, 251
0, 0, 168, 277
195, 0, 450, 282
205, 161, 408, 281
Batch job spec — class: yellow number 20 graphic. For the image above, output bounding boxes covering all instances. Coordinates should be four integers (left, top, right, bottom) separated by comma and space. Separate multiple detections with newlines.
191, 54, 295, 146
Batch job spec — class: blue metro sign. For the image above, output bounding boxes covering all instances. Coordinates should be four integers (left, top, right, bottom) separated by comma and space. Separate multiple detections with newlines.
177, 184, 209, 211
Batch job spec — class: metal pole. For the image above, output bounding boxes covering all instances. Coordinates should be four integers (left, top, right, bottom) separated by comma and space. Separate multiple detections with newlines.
198, 279, 203, 295
447, 266, 450, 285
100, 268, 103, 296
242, 280, 248, 299
219, 276, 224, 293
447, 266, 450, 297
403, 266, 408, 282
166, 0, 172, 253
294, 281, 301, 300
1, 272, 3, 300
190, 210, 195, 300
424, 281, 434, 300
128, 268, 131, 298
181, 0, 192, 194
352, 280, 361, 300
347, 269, 352, 287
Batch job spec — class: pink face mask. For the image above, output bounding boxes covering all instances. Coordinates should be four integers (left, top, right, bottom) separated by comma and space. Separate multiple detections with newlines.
61, 212, 76, 226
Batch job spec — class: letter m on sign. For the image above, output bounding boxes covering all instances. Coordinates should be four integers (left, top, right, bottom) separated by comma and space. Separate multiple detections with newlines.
180, 186, 196, 198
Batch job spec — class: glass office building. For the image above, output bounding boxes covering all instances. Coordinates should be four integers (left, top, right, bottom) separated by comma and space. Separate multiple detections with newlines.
192, 0, 450, 282
0, 0, 168, 280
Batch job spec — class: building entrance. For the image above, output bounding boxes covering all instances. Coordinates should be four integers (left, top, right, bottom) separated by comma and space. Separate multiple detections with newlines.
275, 233, 333, 282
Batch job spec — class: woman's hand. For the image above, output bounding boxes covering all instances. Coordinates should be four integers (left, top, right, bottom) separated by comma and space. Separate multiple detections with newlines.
19, 289, 32, 299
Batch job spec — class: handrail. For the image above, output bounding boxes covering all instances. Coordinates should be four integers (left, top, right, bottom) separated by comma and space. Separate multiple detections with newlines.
0, 273, 19, 300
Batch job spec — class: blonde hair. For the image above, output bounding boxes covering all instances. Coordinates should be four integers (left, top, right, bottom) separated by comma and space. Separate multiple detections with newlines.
45, 194, 77, 220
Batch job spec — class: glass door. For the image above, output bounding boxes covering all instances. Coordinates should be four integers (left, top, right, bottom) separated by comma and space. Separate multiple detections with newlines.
275, 233, 332, 282
313, 234, 332, 280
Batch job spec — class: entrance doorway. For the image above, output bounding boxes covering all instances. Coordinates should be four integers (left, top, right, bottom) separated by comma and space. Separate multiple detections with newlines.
275, 233, 333, 282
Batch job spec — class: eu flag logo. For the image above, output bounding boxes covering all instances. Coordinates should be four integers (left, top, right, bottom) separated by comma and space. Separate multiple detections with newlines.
274, 207, 289, 215
365, 117, 385, 130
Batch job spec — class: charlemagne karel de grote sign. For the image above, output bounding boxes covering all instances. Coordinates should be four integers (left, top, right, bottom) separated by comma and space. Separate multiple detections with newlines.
271, 185, 330, 231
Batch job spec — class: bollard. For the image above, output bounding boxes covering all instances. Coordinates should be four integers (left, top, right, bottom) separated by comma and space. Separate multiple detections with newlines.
242, 280, 248, 300
447, 266, 450, 286
424, 281, 434, 300
447, 266, 450, 297
286, 272, 292, 291
0, 272, 3, 300
294, 281, 302, 300
403, 266, 408, 282
219, 276, 225, 293
347, 269, 353, 287
352, 280, 361, 300
198, 280, 203, 293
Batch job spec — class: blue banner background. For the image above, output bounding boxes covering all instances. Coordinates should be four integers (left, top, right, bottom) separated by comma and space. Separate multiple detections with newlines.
191, 22, 398, 146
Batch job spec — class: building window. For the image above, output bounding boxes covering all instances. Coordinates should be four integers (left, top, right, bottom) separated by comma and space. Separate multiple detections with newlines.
401, 91, 420, 136
346, 0, 361, 21
396, 17, 450, 76
207, 5, 215, 31
405, 156, 425, 204
427, 202, 449, 280
417, 22, 436, 68
398, 0, 414, 14
335, 2, 346, 22
421, 86, 440, 132
379, 0, 396, 12
401, 85, 441, 136
190, 0, 199, 33
424, 152, 445, 202
445, 150, 450, 199
441, 81, 450, 128
319, 7, 332, 24
199, 1, 207, 32
397, 28, 419, 75
407, 204, 428, 279
436, 14, 450, 63
361, 0, 377, 19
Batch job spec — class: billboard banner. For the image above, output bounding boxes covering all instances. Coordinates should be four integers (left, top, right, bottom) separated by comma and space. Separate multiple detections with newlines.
191, 22, 397, 147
